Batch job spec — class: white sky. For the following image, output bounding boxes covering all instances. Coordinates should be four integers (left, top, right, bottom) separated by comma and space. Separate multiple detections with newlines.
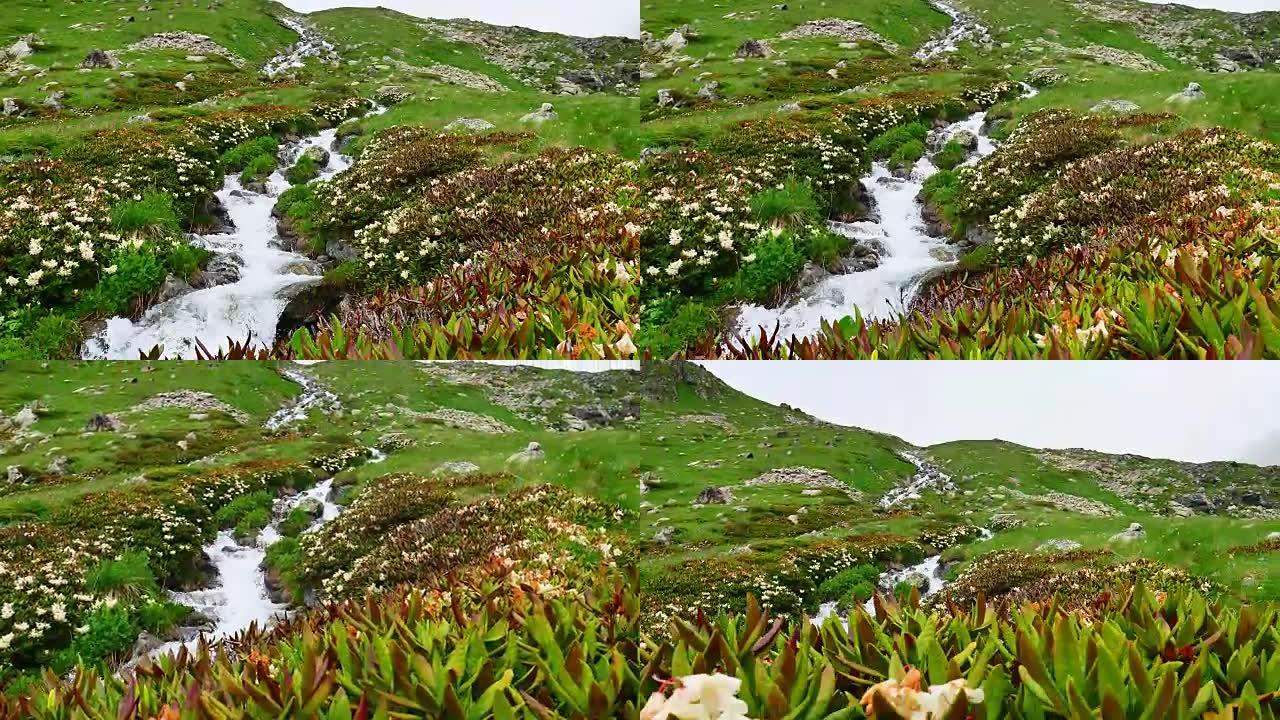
699, 362, 1280, 466
1140, 0, 1280, 11
278, 0, 641, 37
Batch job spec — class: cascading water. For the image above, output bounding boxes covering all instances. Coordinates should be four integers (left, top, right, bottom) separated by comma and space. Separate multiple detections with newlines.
734, 86, 1037, 343
811, 529, 993, 628
139, 369, 367, 662
85, 132, 353, 360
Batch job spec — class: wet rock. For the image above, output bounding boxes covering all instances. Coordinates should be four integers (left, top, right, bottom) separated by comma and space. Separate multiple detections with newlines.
242, 180, 268, 195
434, 460, 481, 476
195, 253, 243, 288
1036, 538, 1081, 553
263, 565, 288, 605
201, 195, 235, 234
950, 129, 979, 150
735, 39, 774, 58
295, 497, 323, 519
300, 145, 330, 169
157, 275, 193, 303
85, 413, 121, 432
442, 117, 495, 133
80, 49, 120, 69
1108, 522, 1146, 543
131, 632, 167, 658
325, 240, 359, 262
695, 486, 733, 505
506, 441, 546, 464
283, 259, 323, 276
1090, 99, 1141, 114
519, 102, 558, 124
275, 279, 345, 343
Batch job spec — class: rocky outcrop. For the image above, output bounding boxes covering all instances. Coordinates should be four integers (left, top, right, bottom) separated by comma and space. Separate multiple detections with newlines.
519, 103, 559, 123
506, 441, 546, 464
80, 49, 120, 69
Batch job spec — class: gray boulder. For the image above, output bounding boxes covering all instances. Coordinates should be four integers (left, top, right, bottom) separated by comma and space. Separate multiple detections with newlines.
157, 275, 193, 303
506, 441, 545, 464
46, 456, 70, 477
43, 91, 65, 110
735, 39, 774, 58
80, 49, 120, 69
85, 413, 121, 432
300, 145, 330, 169
2, 98, 20, 116
5, 466, 23, 484
695, 486, 733, 505
518, 103, 558, 124
1109, 522, 1146, 544
656, 88, 675, 107
1036, 538, 1082, 553
196, 253, 242, 288
295, 497, 323, 519
1166, 82, 1205, 104
696, 81, 720, 101
662, 31, 688, 51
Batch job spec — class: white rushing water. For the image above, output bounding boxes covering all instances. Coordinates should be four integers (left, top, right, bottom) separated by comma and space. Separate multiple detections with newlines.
879, 451, 958, 509
86, 131, 354, 360
263, 16, 341, 77
811, 529, 993, 628
915, 0, 993, 61
734, 86, 1037, 343
265, 367, 344, 430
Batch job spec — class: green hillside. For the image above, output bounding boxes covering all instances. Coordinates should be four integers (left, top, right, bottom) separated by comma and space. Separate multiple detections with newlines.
0, 361, 1278, 716
638, 0, 1280, 360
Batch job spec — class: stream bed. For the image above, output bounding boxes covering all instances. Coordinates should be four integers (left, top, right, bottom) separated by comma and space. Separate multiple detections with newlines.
734, 86, 1037, 343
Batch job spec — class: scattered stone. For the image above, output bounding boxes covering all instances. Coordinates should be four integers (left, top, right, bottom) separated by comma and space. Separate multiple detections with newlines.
4, 466, 22, 484
2, 98, 20, 116
421, 408, 514, 434
434, 460, 481, 476
1036, 538, 1082, 552
518, 102, 559, 124
656, 88, 675, 107
128, 391, 249, 424
506, 441, 546, 464
662, 31, 688, 52
46, 456, 70, 477
744, 466, 861, 498
781, 19, 898, 53
696, 81, 720, 101
127, 32, 247, 67
1090, 99, 1141, 114
777, 102, 802, 113
43, 91, 65, 111
442, 117, 496, 133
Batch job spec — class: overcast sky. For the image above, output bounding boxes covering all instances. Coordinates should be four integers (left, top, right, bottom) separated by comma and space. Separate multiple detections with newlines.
278, 0, 640, 37
700, 362, 1280, 466
1140, 0, 1280, 11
